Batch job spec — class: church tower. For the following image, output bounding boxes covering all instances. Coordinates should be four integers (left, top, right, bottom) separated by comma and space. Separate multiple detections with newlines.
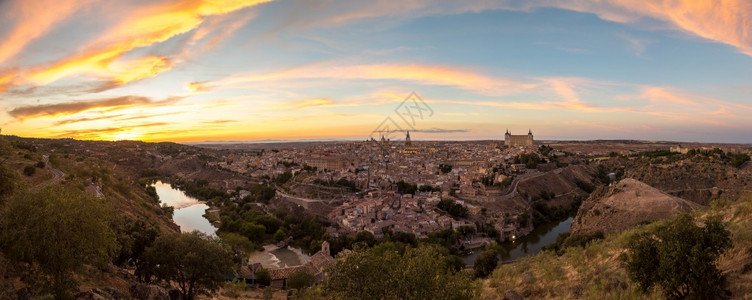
528, 129, 534, 145
405, 130, 412, 146
321, 241, 331, 256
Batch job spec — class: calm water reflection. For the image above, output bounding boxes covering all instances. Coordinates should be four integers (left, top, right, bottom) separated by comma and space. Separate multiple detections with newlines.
153, 181, 218, 235
462, 216, 573, 265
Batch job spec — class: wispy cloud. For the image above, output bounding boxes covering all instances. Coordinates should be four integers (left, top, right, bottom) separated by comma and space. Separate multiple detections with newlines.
619, 33, 653, 56
53, 114, 125, 126
194, 62, 538, 96
272, 1, 752, 58
52, 122, 170, 139
642, 87, 697, 105
411, 128, 469, 133
3, 0, 272, 89
524, 0, 752, 57
0, 0, 89, 66
203, 119, 238, 124
275, 97, 336, 110
8, 96, 182, 120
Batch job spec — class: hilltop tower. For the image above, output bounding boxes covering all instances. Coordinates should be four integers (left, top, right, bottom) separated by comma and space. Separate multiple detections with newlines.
405, 130, 412, 146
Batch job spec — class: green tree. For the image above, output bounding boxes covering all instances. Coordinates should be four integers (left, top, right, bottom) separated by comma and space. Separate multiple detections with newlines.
287, 269, 316, 290
355, 230, 376, 247
256, 269, 271, 286
730, 153, 750, 168
222, 279, 248, 299
0, 164, 18, 199
219, 232, 256, 266
112, 218, 159, 283
622, 214, 731, 299
273, 228, 287, 242
326, 244, 478, 299
0, 185, 118, 298
145, 231, 234, 300
473, 249, 499, 278
23, 165, 36, 176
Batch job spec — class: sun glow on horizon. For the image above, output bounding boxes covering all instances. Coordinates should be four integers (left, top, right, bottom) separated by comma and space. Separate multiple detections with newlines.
0, 0, 750, 143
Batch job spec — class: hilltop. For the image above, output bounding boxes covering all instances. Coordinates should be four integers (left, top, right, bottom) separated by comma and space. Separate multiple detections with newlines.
0, 136, 177, 232
571, 178, 703, 235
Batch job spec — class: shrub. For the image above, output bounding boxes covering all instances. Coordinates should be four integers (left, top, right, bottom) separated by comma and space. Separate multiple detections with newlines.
23, 165, 36, 176
621, 215, 731, 299
473, 249, 499, 278
287, 270, 316, 290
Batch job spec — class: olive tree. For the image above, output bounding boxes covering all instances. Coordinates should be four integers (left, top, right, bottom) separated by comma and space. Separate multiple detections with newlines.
287, 269, 316, 290
473, 249, 499, 278
326, 243, 478, 299
622, 214, 731, 299
145, 231, 234, 300
0, 185, 118, 298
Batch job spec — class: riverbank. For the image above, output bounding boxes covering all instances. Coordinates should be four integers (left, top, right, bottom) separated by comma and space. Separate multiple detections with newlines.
249, 244, 311, 269
152, 181, 218, 235
462, 216, 574, 266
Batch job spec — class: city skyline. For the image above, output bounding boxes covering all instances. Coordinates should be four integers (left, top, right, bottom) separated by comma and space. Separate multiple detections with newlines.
1, 0, 751, 143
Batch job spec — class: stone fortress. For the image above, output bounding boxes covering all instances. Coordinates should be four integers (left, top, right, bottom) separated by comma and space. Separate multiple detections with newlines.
505, 129, 534, 146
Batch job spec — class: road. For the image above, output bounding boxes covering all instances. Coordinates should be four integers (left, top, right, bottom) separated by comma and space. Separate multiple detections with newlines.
501, 171, 545, 197
276, 190, 324, 209
33, 155, 64, 190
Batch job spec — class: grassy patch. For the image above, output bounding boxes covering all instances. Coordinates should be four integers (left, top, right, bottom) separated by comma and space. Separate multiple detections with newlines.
484, 195, 752, 299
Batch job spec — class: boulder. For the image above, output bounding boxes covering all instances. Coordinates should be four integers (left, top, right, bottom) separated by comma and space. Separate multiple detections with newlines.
130, 283, 169, 300
504, 289, 524, 300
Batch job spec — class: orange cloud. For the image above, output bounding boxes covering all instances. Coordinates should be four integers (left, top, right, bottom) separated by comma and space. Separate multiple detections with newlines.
197, 62, 538, 96
281, 1, 752, 57
524, 0, 752, 56
0, 0, 88, 65
275, 97, 336, 110
52, 122, 170, 140
646, 111, 738, 128
8, 96, 181, 120
642, 87, 697, 105
23, 0, 272, 86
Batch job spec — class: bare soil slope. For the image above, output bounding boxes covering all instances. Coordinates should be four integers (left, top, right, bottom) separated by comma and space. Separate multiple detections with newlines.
571, 178, 703, 235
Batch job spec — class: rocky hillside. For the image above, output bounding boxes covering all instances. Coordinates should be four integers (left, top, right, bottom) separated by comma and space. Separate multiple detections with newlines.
571, 178, 702, 235
600, 152, 752, 205
514, 164, 600, 223
483, 194, 752, 299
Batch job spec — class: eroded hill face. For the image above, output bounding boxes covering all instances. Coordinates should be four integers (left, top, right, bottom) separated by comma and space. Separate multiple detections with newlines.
600, 154, 752, 205
485, 195, 752, 299
571, 178, 703, 235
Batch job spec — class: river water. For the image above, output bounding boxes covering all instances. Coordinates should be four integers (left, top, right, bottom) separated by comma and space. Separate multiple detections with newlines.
152, 180, 570, 267
462, 216, 574, 266
152, 181, 218, 235
249, 245, 311, 269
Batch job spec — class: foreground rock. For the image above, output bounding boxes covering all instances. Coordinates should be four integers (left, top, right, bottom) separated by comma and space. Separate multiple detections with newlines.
571, 178, 703, 235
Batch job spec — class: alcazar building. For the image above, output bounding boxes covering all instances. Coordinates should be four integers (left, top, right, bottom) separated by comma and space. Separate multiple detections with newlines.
504, 129, 534, 146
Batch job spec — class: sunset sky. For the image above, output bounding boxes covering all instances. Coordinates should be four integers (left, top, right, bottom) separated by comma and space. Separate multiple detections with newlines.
0, 0, 750, 143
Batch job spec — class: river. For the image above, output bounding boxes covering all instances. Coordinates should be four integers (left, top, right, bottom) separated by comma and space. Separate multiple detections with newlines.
249, 245, 311, 269
152, 180, 570, 267
152, 181, 218, 235
462, 216, 574, 266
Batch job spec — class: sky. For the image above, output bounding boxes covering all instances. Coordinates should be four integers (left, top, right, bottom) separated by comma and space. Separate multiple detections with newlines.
0, 0, 751, 143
